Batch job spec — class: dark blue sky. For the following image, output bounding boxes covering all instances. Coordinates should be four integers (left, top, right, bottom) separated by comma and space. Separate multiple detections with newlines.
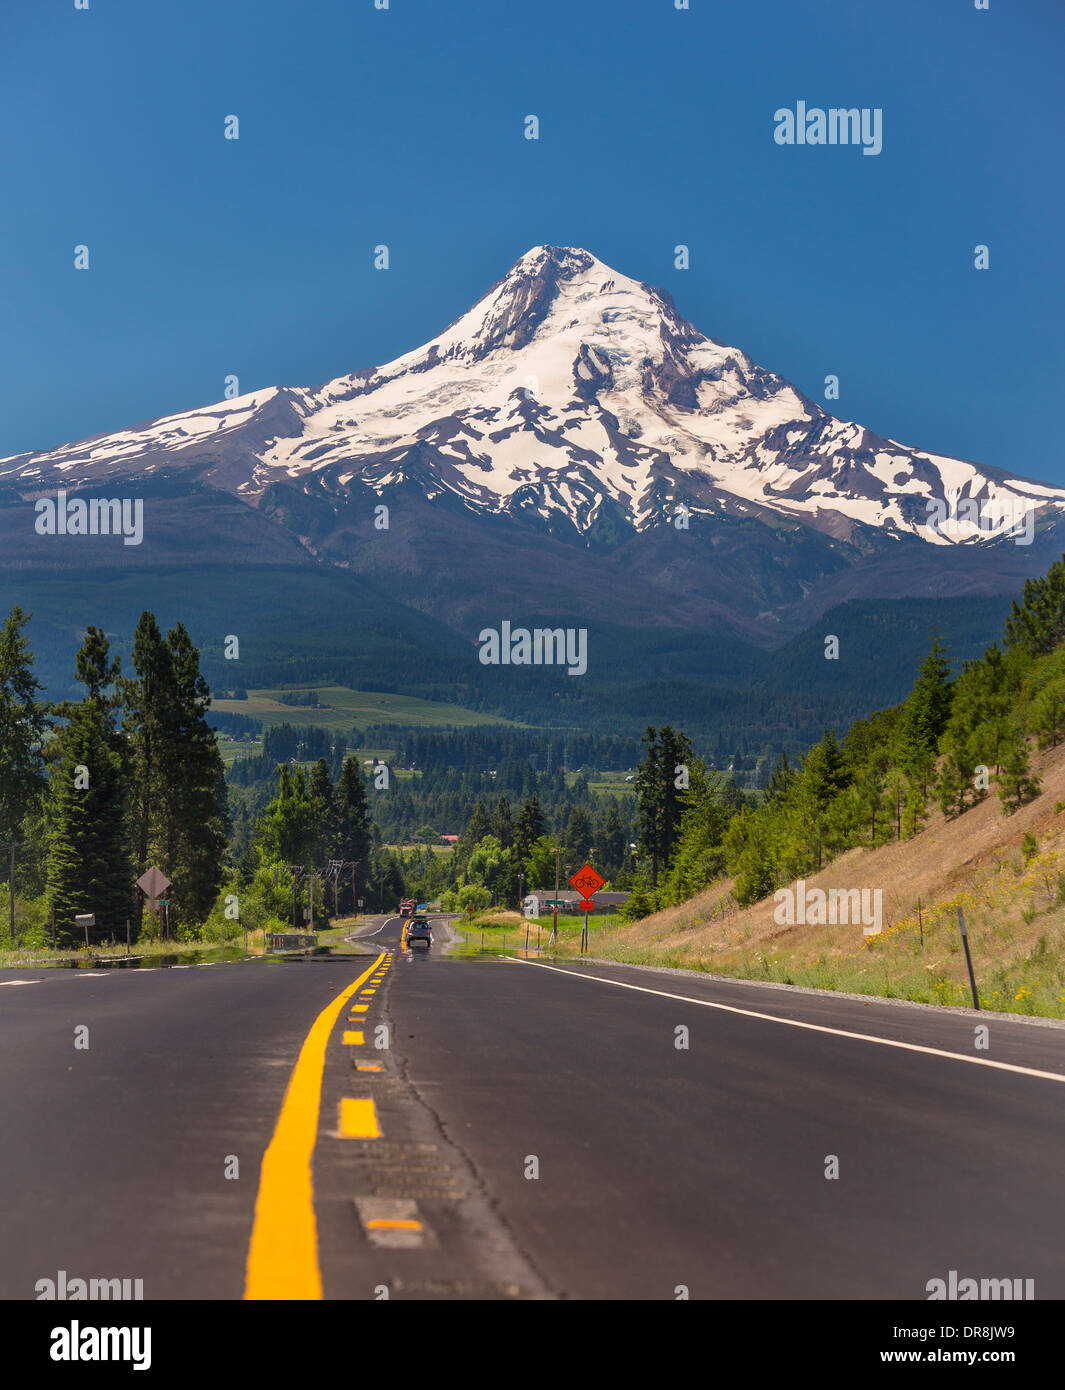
2, 0, 1062, 480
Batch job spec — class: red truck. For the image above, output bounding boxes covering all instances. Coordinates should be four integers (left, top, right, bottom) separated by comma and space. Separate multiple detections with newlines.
399, 898, 416, 919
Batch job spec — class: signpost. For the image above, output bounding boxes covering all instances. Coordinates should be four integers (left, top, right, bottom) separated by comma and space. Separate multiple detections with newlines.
136, 867, 171, 941
957, 906, 981, 1010
568, 863, 605, 956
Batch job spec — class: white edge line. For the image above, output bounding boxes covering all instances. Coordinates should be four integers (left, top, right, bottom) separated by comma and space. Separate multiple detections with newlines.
510, 958, 1065, 1086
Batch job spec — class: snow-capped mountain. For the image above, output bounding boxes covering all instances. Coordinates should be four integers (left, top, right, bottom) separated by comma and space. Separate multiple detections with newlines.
3, 244, 1061, 547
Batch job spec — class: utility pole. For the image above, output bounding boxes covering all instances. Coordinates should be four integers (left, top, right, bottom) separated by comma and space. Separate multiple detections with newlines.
552, 843, 561, 944
328, 860, 340, 916
288, 865, 303, 932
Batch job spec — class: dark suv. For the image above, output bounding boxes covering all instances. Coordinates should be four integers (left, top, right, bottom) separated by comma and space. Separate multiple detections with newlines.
406, 917, 433, 948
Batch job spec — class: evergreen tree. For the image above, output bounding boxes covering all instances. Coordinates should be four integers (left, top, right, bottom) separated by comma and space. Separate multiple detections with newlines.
901, 784, 928, 838
593, 800, 627, 878
0, 606, 48, 847
307, 757, 335, 864
370, 847, 405, 912
721, 777, 745, 814
658, 763, 729, 905
1004, 555, 1065, 656
762, 750, 794, 809
1031, 679, 1065, 749
47, 628, 129, 945
634, 725, 693, 884
896, 635, 954, 766
158, 623, 228, 926
563, 806, 594, 866
998, 733, 1041, 813
512, 795, 546, 864
490, 795, 514, 849
334, 757, 374, 909
724, 808, 778, 907
257, 765, 318, 865
462, 799, 493, 857
123, 612, 172, 928
801, 729, 850, 808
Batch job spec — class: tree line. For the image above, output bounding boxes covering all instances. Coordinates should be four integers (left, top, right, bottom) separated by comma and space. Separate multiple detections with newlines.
0, 609, 228, 946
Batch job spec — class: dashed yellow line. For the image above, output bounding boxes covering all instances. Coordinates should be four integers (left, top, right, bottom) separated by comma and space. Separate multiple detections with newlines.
338, 1097, 381, 1138
342, 1031, 365, 1045
243, 952, 385, 1301
356, 1062, 382, 1072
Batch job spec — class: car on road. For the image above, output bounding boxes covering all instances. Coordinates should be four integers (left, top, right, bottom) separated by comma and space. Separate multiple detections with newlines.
406, 918, 433, 948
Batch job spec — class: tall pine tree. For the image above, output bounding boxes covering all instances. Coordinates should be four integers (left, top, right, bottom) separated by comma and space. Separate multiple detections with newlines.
333, 757, 374, 910
0, 606, 48, 850
123, 612, 171, 930
47, 629, 129, 945
634, 726, 693, 884
158, 623, 228, 926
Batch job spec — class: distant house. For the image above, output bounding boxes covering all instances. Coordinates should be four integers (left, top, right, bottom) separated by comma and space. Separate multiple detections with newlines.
523, 891, 630, 917
442, 834, 459, 843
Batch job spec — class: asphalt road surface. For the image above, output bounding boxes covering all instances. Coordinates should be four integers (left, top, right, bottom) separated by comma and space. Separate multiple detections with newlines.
3, 912, 1064, 1300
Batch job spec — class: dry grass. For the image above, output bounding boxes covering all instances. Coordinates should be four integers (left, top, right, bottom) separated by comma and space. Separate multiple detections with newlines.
562, 743, 1065, 1017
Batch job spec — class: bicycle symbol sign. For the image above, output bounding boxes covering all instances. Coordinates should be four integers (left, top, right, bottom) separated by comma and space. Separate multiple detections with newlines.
568, 863, 605, 897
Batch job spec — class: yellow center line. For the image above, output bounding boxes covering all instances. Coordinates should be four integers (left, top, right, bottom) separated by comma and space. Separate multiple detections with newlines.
342, 1031, 365, 1045
366, 1218, 421, 1231
338, 1097, 381, 1138
244, 951, 385, 1301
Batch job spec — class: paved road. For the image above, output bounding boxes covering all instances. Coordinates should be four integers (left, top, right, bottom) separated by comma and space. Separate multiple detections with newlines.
3, 913, 1064, 1300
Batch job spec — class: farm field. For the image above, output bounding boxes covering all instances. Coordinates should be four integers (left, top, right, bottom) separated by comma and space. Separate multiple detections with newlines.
211, 685, 528, 732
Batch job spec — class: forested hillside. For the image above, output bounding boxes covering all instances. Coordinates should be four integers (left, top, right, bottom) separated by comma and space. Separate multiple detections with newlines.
620, 555, 1065, 922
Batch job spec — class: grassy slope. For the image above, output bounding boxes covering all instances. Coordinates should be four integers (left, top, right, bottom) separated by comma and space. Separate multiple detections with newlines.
566, 741, 1065, 1018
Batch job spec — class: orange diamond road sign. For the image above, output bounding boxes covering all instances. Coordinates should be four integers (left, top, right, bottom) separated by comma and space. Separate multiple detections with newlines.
569, 863, 604, 897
